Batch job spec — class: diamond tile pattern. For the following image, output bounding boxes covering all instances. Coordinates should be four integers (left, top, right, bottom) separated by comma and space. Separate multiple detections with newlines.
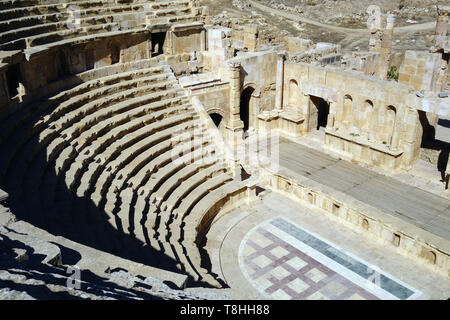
242, 226, 379, 300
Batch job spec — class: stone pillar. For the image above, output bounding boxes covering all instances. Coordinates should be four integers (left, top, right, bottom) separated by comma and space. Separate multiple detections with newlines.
433, 6, 450, 49
226, 61, 243, 129
327, 101, 337, 129
377, 14, 395, 79
275, 52, 286, 110
244, 25, 259, 52
200, 28, 206, 51
430, 6, 450, 91
223, 61, 244, 175
368, 15, 382, 53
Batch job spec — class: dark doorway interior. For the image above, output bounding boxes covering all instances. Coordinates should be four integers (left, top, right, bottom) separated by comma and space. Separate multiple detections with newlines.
240, 87, 254, 132
151, 32, 166, 57
86, 49, 95, 70
5, 64, 21, 98
418, 110, 436, 146
418, 110, 450, 181
111, 45, 120, 64
310, 95, 330, 130
209, 113, 223, 128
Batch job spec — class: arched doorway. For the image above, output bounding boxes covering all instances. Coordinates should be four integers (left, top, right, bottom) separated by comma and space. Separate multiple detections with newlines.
209, 113, 223, 128
310, 95, 330, 130
240, 87, 255, 132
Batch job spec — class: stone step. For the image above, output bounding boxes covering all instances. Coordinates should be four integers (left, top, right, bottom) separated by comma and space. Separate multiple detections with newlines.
44, 85, 179, 162
6, 85, 179, 191
73, 104, 193, 196
162, 164, 228, 214
184, 180, 247, 241
114, 138, 208, 237
0, 63, 169, 151
90, 117, 197, 208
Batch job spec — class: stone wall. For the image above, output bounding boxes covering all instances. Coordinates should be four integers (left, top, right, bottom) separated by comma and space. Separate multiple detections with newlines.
281, 61, 424, 171
398, 51, 442, 92
0, 31, 151, 118
259, 168, 450, 278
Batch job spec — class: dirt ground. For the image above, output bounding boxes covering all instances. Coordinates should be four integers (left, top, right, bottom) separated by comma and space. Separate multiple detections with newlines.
204, 0, 443, 53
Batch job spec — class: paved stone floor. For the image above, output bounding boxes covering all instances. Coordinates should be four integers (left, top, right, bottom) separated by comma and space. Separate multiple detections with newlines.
217, 193, 450, 300
240, 218, 419, 300
271, 137, 450, 241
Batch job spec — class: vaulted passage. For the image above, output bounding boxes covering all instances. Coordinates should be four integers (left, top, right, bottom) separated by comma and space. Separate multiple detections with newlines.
209, 113, 223, 128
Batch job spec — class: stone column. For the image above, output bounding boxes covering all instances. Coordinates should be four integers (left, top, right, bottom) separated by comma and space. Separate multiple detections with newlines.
377, 14, 395, 79
433, 6, 450, 48
430, 6, 450, 91
226, 61, 243, 130
223, 61, 244, 176
368, 15, 382, 53
275, 52, 286, 110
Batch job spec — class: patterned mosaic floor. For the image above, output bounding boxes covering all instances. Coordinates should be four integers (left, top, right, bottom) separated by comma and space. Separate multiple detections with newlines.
239, 217, 421, 300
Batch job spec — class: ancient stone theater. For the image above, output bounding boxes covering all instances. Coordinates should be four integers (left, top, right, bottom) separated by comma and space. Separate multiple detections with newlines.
0, 0, 449, 300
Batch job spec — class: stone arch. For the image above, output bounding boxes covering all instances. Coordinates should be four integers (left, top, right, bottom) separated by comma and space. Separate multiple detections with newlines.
206, 108, 225, 117
242, 82, 260, 97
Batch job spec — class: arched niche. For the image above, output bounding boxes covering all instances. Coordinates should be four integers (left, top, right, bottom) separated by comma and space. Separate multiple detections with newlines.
361, 99, 374, 132
386, 105, 397, 145
342, 95, 353, 125
288, 79, 300, 107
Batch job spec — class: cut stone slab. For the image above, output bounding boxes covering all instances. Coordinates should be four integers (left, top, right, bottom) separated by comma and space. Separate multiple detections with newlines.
0, 189, 8, 202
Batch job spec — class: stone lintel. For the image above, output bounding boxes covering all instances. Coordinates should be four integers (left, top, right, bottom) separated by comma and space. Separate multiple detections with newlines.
171, 22, 205, 33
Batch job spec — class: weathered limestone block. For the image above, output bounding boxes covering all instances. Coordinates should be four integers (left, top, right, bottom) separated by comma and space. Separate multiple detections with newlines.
398, 51, 442, 91
243, 24, 259, 52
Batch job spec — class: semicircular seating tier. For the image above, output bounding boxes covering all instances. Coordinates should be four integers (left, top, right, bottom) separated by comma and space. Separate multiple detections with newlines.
0, 0, 202, 51
0, 56, 249, 287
